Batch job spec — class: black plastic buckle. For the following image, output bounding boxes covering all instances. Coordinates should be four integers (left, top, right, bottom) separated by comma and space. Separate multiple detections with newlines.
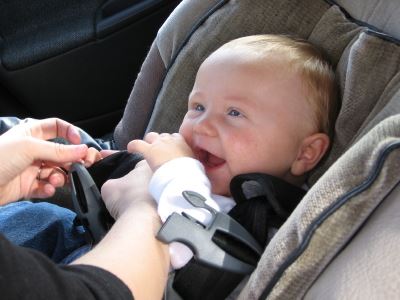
156, 191, 263, 274
69, 163, 114, 244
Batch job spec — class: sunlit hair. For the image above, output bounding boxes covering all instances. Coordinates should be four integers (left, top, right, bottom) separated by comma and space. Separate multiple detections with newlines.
218, 34, 338, 137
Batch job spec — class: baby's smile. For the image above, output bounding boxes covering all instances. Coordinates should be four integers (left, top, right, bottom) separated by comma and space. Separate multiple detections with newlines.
195, 148, 226, 171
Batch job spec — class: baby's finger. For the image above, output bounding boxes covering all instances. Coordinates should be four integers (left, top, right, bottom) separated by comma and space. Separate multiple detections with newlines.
127, 139, 150, 154
159, 133, 171, 138
84, 147, 102, 167
144, 132, 159, 143
100, 149, 118, 158
171, 133, 184, 140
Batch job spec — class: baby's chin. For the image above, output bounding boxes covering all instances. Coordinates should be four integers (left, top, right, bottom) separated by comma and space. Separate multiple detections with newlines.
205, 164, 232, 196
210, 182, 231, 197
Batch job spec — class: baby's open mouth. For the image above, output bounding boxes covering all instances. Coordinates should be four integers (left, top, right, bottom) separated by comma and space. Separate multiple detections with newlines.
196, 148, 226, 169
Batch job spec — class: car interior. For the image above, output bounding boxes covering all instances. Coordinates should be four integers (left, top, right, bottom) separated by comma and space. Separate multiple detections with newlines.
0, 0, 181, 137
1, 0, 400, 299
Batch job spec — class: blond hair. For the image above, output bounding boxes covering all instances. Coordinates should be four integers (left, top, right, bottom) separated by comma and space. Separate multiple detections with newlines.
219, 34, 338, 137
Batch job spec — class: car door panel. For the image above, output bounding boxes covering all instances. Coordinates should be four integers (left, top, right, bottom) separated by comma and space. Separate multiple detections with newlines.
0, 0, 181, 137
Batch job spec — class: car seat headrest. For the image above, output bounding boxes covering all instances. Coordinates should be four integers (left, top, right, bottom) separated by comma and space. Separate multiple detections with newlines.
114, 0, 400, 185
335, 0, 400, 40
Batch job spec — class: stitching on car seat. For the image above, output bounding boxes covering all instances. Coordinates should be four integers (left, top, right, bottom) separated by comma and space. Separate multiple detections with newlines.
326, 0, 400, 44
260, 140, 400, 298
165, 0, 229, 71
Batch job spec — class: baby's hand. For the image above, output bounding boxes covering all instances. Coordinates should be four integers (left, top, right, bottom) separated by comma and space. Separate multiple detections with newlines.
83, 147, 103, 167
127, 132, 193, 171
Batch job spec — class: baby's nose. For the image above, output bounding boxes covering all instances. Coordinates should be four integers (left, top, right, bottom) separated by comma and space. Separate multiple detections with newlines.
193, 115, 217, 137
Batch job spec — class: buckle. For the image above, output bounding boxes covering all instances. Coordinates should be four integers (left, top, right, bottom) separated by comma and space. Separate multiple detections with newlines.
157, 191, 262, 274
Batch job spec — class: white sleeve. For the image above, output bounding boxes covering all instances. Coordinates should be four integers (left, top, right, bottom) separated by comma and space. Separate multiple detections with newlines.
149, 157, 235, 269
149, 157, 231, 223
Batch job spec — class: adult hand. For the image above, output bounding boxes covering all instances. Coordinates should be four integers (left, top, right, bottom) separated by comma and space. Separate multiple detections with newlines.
78, 160, 169, 300
101, 160, 155, 219
0, 118, 88, 204
128, 132, 194, 171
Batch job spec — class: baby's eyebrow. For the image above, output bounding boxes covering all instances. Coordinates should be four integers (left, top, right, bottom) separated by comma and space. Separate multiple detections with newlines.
223, 95, 255, 107
224, 95, 249, 102
188, 90, 204, 101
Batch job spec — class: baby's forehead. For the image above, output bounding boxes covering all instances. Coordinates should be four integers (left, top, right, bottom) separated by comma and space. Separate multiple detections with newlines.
204, 46, 292, 72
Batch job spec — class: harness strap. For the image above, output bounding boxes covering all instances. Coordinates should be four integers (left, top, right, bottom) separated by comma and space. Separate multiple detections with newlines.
170, 174, 306, 299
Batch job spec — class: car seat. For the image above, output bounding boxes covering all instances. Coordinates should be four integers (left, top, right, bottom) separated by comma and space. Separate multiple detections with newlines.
112, 0, 400, 298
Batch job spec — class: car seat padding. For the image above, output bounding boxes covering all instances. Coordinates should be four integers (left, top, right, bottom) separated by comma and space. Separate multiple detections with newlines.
112, 0, 400, 298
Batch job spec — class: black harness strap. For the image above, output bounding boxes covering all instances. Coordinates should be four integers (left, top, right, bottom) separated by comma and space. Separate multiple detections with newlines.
170, 174, 306, 300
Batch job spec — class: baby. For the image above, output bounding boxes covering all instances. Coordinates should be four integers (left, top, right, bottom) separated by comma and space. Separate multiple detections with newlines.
129, 34, 337, 269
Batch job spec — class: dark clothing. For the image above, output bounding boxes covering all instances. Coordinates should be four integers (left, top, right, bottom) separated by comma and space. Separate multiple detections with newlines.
0, 233, 133, 300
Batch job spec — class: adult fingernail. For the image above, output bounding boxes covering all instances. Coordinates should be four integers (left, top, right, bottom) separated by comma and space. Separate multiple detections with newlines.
71, 126, 81, 138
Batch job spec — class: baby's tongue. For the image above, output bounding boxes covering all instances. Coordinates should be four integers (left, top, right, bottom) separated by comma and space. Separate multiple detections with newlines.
207, 152, 225, 167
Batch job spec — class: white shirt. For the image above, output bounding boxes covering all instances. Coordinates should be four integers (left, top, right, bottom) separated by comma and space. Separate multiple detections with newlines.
149, 157, 235, 269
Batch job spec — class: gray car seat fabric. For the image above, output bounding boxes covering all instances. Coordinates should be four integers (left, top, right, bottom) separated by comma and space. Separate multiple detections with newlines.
113, 0, 400, 298
241, 115, 400, 299
304, 176, 400, 299
335, 0, 400, 39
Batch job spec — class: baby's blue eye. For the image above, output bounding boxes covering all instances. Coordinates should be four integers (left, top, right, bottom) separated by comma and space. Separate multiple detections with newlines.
194, 104, 205, 112
228, 109, 241, 117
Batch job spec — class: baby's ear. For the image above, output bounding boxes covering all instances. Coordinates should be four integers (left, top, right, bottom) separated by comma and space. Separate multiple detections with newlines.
291, 133, 330, 176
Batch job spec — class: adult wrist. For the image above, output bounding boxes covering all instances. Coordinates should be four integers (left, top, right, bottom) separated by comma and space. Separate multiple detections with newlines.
119, 202, 161, 228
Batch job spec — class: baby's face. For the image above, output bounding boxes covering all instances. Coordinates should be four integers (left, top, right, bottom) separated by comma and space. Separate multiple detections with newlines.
179, 48, 317, 196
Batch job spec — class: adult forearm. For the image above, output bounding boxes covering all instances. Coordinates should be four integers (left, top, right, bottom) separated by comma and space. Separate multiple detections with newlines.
73, 203, 169, 300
